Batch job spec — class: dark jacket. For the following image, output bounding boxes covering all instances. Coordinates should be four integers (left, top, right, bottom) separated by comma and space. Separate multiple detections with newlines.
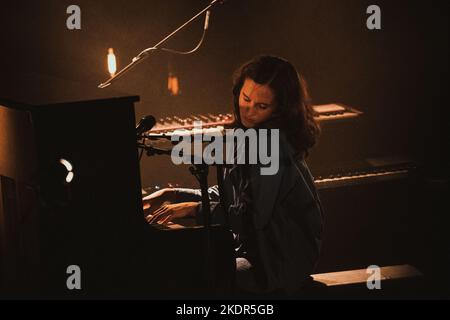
175, 133, 323, 295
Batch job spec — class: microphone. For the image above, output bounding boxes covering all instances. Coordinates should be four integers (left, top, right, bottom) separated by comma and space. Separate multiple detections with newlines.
204, 10, 211, 30
136, 115, 156, 136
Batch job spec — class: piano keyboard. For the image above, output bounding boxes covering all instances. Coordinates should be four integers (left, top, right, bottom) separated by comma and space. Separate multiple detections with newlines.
313, 164, 416, 189
142, 163, 416, 195
147, 104, 362, 134
150, 113, 233, 134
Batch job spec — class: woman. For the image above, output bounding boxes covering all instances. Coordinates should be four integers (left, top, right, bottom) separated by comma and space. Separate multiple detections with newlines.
144, 55, 323, 297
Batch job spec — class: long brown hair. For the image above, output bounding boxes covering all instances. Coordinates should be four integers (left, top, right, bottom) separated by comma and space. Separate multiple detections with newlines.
232, 55, 320, 158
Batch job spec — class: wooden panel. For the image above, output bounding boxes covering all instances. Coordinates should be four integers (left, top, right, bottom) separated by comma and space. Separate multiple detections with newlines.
312, 264, 422, 287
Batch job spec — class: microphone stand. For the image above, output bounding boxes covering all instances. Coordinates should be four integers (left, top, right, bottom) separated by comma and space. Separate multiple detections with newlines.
189, 163, 213, 293
98, 0, 225, 88
138, 138, 217, 294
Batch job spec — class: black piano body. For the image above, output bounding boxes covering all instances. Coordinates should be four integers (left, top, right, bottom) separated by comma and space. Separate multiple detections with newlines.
0, 96, 234, 299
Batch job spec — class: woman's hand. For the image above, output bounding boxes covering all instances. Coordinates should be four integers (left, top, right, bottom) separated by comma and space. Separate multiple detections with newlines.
146, 202, 199, 225
142, 188, 176, 215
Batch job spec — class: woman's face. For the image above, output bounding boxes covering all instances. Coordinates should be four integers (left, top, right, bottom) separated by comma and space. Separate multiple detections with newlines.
238, 78, 276, 128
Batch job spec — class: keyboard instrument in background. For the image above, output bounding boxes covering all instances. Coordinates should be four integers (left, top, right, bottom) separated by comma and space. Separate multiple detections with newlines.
142, 160, 418, 194
146, 104, 362, 135
313, 160, 418, 190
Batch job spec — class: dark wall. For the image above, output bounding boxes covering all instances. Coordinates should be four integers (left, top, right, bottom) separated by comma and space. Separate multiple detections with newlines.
0, 0, 447, 184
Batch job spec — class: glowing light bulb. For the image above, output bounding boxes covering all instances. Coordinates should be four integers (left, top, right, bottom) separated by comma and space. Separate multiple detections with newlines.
107, 48, 117, 76
168, 72, 180, 96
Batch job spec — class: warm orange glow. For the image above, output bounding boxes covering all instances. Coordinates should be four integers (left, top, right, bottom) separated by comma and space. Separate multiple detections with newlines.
107, 48, 117, 76
168, 73, 180, 96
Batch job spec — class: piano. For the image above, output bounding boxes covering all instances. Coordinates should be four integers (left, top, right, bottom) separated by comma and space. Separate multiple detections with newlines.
146, 103, 362, 135
142, 161, 418, 193
313, 160, 417, 190
0, 96, 234, 298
